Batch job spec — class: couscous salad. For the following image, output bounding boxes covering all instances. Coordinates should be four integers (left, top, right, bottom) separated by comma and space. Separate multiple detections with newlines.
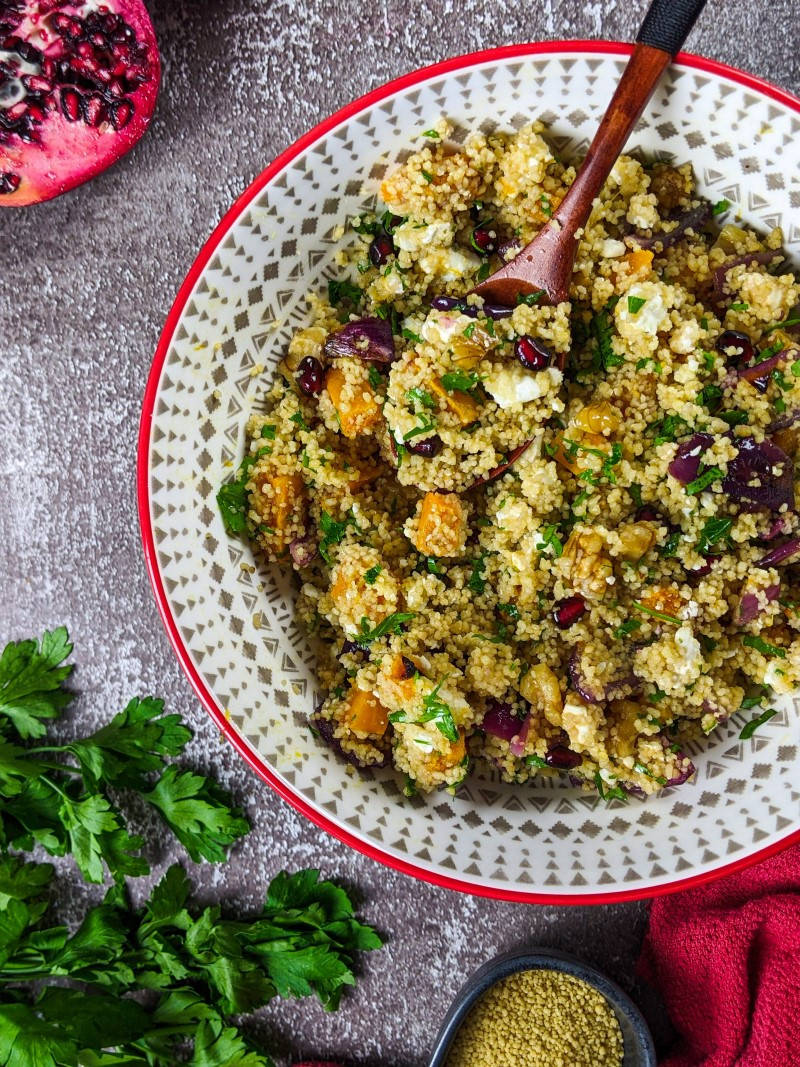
218, 119, 800, 799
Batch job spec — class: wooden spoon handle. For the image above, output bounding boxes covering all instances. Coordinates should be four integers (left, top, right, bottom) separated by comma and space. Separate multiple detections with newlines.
550, 43, 671, 241
550, 0, 708, 268
471, 0, 708, 306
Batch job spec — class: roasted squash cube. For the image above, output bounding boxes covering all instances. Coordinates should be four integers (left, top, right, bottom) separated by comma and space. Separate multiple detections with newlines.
326, 366, 382, 438
345, 687, 389, 736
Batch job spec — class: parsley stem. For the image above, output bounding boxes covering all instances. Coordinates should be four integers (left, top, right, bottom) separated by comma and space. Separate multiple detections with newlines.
632, 601, 682, 625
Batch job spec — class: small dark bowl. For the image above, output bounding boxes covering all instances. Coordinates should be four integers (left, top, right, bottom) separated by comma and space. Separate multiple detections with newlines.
429, 946, 656, 1067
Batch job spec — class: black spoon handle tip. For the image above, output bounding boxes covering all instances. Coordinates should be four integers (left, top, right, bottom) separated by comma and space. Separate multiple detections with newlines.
635, 0, 708, 56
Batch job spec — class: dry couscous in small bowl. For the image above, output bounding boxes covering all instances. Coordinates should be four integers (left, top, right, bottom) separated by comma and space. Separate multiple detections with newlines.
428, 947, 656, 1067
139, 42, 800, 903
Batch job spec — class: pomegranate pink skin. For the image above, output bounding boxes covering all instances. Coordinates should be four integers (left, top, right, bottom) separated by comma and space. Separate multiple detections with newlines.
0, 1, 160, 207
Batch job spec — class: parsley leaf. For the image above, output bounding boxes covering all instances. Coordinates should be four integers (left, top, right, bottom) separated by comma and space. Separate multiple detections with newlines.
696, 516, 732, 555
144, 766, 249, 864
712, 199, 730, 215
696, 383, 723, 413
318, 510, 354, 564
364, 565, 382, 585
685, 465, 723, 495
0, 629, 249, 884
536, 524, 564, 558
418, 679, 458, 742
647, 413, 690, 446
406, 386, 435, 410
591, 298, 622, 370
594, 771, 628, 803
627, 295, 647, 314
720, 408, 748, 427
0, 631, 383, 1064
467, 552, 488, 594
353, 612, 416, 646
440, 369, 480, 392
739, 707, 778, 739
742, 634, 786, 659
327, 278, 362, 307
0, 628, 73, 741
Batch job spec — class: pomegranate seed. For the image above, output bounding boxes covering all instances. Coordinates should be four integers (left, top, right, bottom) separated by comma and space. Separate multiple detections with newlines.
84, 94, 105, 127
41, 58, 55, 79
406, 435, 443, 458
76, 40, 94, 58
545, 745, 582, 770
15, 40, 41, 63
368, 231, 394, 267
515, 335, 552, 372
716, 329, 753, 367
23, 75, 52, 93
60, 88, 81, 121
553, 595, 586, 629
2, 35, 21, 50
0, 170, 21, 193
109, 98, 133, 130
635, 504, 662, 523
296, 356, 325, 396
5, 102, 26, 119
26, 104, 45, 122
470, 225, 497, 255
687, 558, 714, 578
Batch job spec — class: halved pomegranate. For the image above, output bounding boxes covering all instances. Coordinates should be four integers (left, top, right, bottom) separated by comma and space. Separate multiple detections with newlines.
0, 0, 159, 206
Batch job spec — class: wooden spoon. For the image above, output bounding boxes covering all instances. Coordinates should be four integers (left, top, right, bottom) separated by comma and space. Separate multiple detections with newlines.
472, 0, 708, 307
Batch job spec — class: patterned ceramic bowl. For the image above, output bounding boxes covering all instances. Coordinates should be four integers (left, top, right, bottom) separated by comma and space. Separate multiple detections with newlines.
138, 42, 800, 903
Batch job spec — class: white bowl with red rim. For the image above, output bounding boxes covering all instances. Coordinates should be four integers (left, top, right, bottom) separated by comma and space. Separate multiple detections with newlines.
138, 42, 800, 904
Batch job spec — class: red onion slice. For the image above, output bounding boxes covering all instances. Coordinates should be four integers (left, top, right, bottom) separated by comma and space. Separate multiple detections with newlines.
470, 439, 534, 489
509, 714, 531, 757
768, 407, 800, 433
722, 436, 794, 513
628, 202, 711, 252
668, 432, 714, 484
735, 583, 781, 624
289, 536, 318, 568
758, 538, 800, 567
660, 736, 696, 786
761, 516, 791, 541
568, 648, 639, 705
324, 317, 396, 363
738, 350, 788, 393
712, 249, 782, 297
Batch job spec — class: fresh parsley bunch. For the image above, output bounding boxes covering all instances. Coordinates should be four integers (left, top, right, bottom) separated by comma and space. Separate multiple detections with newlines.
0, 628, 249, 882
0, 628, 383, 1065
0, 858, 381, 1065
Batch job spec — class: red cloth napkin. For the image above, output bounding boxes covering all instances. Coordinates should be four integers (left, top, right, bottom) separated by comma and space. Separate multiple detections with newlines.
638, 843, 800, 1067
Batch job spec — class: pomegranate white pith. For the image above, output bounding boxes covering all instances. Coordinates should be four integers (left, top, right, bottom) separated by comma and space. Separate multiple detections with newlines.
0, 0, 160, 206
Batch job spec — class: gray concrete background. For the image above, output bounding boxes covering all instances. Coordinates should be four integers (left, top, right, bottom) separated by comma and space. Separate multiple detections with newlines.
1, 2, 797, 1063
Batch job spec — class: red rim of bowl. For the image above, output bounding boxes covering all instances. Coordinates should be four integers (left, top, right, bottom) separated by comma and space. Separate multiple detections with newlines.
137, 40, 800, 905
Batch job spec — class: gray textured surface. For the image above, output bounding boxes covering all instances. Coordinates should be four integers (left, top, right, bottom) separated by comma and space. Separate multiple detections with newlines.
1, 2, 798, 1063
